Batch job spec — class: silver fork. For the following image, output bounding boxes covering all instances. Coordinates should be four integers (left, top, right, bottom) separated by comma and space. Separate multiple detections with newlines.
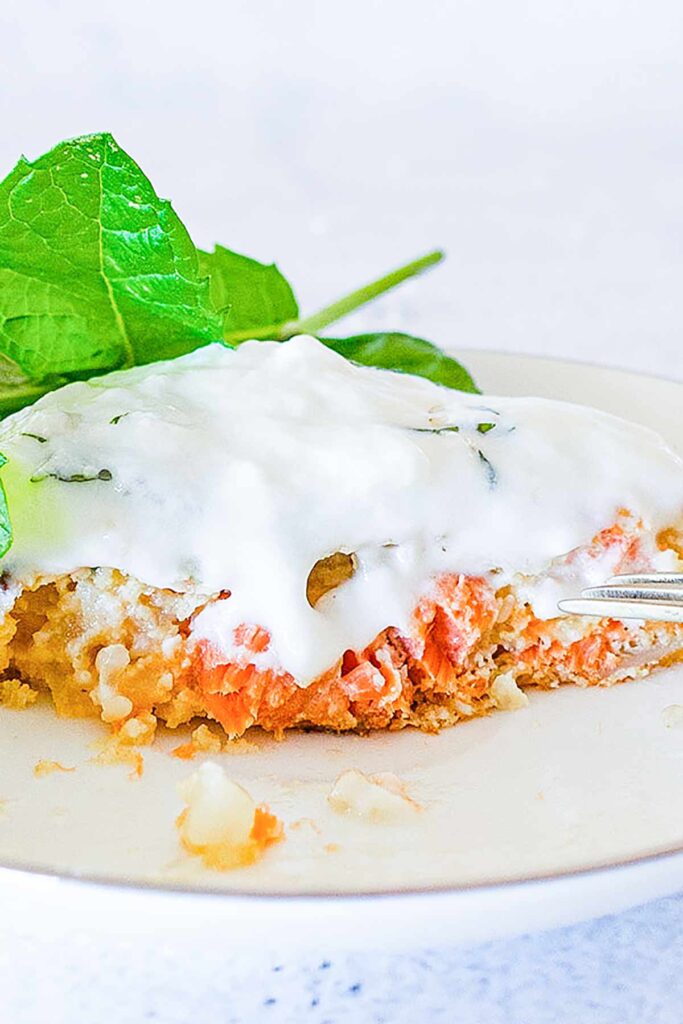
558, 573, 683, 622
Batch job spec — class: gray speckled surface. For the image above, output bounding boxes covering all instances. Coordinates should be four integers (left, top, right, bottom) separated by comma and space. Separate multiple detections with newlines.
1, 1, 683, 1020
2, 895, 683, 1022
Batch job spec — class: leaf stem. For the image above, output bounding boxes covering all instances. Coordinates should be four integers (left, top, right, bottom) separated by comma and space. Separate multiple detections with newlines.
220, 249, 445, 346
222, 322, 289, 345
286, 249, 444, 337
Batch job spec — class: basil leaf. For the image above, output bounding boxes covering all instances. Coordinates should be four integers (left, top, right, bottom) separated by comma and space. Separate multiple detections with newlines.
199, 245, 298, 343
0, 133, 220, 394
320, 333, 480, 393
0, 454, 12, 557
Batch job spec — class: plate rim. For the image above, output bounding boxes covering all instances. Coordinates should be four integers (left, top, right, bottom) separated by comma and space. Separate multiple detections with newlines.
457, 345, 683, 388
1, 822, 683, 903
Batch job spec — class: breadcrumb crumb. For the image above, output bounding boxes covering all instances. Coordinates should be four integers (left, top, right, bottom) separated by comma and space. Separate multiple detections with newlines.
33, 760, 75, 778
91, 736, 145, 779
0, 678, 38, 710
115, 712, 157, 746
172, 723, 224, 760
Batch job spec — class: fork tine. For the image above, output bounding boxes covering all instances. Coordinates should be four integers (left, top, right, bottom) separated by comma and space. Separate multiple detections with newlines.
558, 597, 683, 622
606, 573, 683, 586
582, 585, 683, 602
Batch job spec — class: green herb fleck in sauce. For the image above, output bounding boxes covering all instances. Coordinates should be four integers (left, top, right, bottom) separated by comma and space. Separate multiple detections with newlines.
30, 468, 113, 484
477, 450, 497, 488
411, 425, 461, 435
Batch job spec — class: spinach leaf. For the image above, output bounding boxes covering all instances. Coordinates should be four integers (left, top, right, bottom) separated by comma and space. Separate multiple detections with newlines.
0, 134, 477, 425
0, 133, 221, 399
199, 245, 298, 343
320, 333, 480, 393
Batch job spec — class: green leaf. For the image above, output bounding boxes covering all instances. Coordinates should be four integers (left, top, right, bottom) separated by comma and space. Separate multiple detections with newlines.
0, 135, 476, 420
0, 132, 221, 390
320, 333, 480, 393
0, 454, 12, 557
198, 245, 298, 342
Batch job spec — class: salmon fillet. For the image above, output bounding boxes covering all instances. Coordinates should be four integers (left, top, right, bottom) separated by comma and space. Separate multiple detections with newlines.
1, 512, 682, 743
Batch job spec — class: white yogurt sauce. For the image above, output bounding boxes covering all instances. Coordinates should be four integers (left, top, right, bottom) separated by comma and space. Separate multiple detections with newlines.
1, 336, 682, 683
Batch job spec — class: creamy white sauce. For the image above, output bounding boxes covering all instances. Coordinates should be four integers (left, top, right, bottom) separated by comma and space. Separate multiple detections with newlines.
1, 336, 682, 683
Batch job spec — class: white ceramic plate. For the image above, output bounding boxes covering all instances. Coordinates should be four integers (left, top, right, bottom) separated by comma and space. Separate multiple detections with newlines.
1, 351, 682, 951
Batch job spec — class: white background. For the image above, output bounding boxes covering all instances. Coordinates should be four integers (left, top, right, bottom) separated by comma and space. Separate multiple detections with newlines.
1, 0, 682, 377
1, 2, 682, 1022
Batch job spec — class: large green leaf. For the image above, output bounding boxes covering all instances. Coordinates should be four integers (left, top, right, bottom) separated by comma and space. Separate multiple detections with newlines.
0, 133, 221, 393
320, 333, 480, 393
199, 245, 298, 343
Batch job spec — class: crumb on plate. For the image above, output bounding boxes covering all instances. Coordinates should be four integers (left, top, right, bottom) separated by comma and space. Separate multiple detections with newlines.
33, 759, 75, 778
327, 768, 422, 823
90, 735, 145, 779
289, 816, 322, 835
176, 761, 283, 870
662, 704, 683, 729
